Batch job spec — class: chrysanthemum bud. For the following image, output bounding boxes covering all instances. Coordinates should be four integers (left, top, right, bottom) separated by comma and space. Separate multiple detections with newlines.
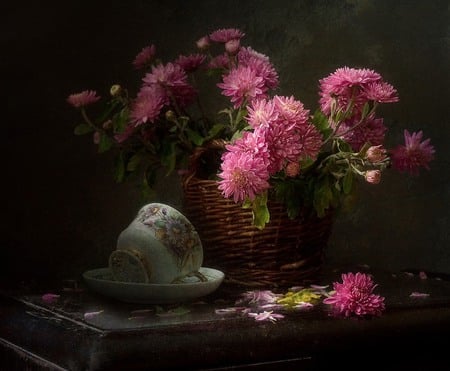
93, 131, 101, 144
225, 39, 240, 55
110, 84, 122, 97
196, 36, 210, 50
366, 145, 387, 163
365, 170, 381, 184
102, 119, 113, 130
165, 110, 177, 122
285, 162, 300, 177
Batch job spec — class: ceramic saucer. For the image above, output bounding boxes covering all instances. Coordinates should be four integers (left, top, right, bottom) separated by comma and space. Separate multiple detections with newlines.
82, 267, 224, 304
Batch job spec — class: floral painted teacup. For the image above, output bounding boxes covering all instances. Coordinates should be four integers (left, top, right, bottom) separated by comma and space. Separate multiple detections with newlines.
109, 203, 204, 284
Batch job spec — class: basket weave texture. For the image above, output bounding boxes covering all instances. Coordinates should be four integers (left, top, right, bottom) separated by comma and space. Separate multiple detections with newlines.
183, 176, 334, 288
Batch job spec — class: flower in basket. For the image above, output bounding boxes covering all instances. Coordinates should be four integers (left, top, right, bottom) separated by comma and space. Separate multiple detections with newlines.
67, 27, 435, 230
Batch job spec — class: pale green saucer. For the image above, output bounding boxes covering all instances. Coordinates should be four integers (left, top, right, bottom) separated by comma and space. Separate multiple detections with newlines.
83, 267, 224, 304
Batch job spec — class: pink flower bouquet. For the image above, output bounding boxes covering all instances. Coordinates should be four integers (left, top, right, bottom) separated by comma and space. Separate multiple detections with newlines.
67, 27, 435, 229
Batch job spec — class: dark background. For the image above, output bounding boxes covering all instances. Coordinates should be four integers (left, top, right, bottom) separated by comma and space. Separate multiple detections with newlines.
3, 0, 449, 287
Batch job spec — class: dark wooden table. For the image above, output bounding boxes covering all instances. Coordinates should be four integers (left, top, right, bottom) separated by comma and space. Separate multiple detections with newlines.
1, 266, 450, 370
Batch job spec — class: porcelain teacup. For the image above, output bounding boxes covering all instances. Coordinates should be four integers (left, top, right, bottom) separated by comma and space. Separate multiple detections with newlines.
109, 203, 204, 284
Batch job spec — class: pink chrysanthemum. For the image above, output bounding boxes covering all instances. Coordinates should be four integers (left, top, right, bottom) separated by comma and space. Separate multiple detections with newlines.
320, 67, 382, 96
296, 124, 323, 160
273, 95, 309, 127
319, 67, 382, 115
218, 65, 266, 108
209, 28, 245, 43
246, 98, 278, 128
143, 62, 197, 107
391, 130, 435, 176
129, 86, 165, 126
363, 81, 399, 103
175, 53, 206, 72
323, 272, 386, 317
143, 62, 189, 88
218, 149, 270, 203
66, 90, 101, 108
207, 53, 230, 70
238, 47, 279, 90
338, 116, 387, 152
263, 124, 303, 174
132, 45, 156, 70
225, 129, 270, 166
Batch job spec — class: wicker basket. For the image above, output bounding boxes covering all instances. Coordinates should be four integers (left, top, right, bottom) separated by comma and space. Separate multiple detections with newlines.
182, 175, 334, 288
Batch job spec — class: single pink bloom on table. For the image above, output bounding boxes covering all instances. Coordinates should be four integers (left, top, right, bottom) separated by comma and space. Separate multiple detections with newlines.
323, 272, 386, 317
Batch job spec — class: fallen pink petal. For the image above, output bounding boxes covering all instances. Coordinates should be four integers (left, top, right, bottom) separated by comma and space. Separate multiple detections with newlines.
419, 271, 428, 279
410, 292, 430, 298
215, 307, 247, 315
41, 293, 60, 304
259, 303, 285, 311
310, 284, 329, 290
84, 310, 104, 319
293, 302, 315, 310
248, 311, 285, 323
236, 290, 281, 306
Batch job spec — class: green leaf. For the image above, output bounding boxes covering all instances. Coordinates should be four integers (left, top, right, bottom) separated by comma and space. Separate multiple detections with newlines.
126, 153, 142, 172
144, 166, 158, 190
114, 152, 126, 183
160, 141, 177, 175
251, 193, 270, 229
235, 107, 248, 125
312, 109, 329, 131
207, 123, 226, 139
74, 123, 94, 135
336, 139, 353, 153
98, 134, 113, 153
97, 99, 123, 124
113, 108, 129, 133
300, 157, 315, 171
342, 170, 353, 194
313, 177, 333, 217
186, 128, 205, 146
361, 102, 370, 119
